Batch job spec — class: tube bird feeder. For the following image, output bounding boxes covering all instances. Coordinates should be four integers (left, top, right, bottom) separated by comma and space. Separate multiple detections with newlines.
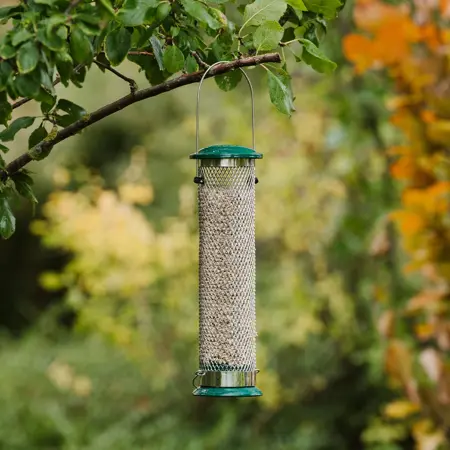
191, 63, 263, 397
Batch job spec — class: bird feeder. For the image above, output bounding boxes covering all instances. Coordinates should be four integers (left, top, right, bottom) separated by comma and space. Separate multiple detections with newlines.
191, 63, 262, 397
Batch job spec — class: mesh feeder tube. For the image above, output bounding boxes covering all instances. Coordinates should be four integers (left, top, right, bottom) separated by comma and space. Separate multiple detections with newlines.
191, 63, 263, 398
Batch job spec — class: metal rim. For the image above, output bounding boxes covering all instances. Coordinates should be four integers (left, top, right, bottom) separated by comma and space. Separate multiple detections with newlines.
199, 158, 255, 167
193, 370, 259, 388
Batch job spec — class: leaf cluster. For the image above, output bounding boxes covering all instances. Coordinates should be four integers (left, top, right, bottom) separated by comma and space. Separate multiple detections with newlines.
0, 0, 343, 237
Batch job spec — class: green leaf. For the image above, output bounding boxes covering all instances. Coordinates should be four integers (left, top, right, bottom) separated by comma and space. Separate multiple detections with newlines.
12, 172, 38, 204
286, 0, 307, 10
11, 29, 33, 47
243, 0, 287, 27
0, 195, 15, 239
74, 14, 102, 26
75, 21, 101, 36
38, 90, 56, 113
177, 29, 201, 51
35, 0, 57, 5
0, 5, 23, 21
253, 21, 283, 51
0, 62, 13, 91
156, 2, 171, 21
315, 16, 328, 34
267, 68, 294, 115
55, 99, 86, 126
0, 93, 12, 126
13, 170, 33, 185
150, 36, 164, 71
211, 40, 228, 60
302, 0, 341, 19
185, 54, 198, 73
40, 48, 53, 72
0, 143, 8, 153
37, 24, 66, 51
57, 99, 87, 118
28, 125, 48, 149
40, 67, 54, 94
70, 27, 93, 64
0, 116, 35, 142
299, 38, 336, 74
215, 70, 242, 91
93, 24, 110, 53
303, 22, 319, 45
181, 0, 221, 29
133, 27, 151, 48
15, 73, 41, 98
144, 59, 169, 85
127, 52, 152, 70
70, 66, 87, 87
163, 45, 185, 74
17, 42, 40, 74
36, 88, 54, 107
0, 44, 16, 59
210, 7, 228, 27
105, 27, 132, 66
6, 83, 18, 100
117, 0, 158, 26
95, 0, 116, 18
55, 52, 74, 86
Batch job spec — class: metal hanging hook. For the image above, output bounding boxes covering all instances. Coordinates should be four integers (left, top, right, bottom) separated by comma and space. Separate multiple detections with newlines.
195, 61, 256, 155
192, 370, 205, 389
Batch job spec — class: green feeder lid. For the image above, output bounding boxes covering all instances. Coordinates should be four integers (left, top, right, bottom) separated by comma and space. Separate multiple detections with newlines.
190, 145, 263, 160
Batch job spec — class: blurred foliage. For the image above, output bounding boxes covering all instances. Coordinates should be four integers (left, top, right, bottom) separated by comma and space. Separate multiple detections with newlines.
344, 0, 450, 448
0, 67, 399, 449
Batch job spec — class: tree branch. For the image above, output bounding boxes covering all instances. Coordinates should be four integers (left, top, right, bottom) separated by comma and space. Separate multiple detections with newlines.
191, 51, 209, 69
3, 53, 281, 178
12, 95, 44, 110
93, 59, 138, 93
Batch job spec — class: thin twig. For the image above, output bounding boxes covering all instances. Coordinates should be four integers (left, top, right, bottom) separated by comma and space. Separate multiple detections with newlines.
93, 59, 138, 93
65, 0, 83, 13
2, 53, 281, 178
128, 51, 154, 57
12, 77, 61, 109
191, 51, 209, 69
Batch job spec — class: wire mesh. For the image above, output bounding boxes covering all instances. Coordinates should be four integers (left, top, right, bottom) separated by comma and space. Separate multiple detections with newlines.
197, 164, 257, 372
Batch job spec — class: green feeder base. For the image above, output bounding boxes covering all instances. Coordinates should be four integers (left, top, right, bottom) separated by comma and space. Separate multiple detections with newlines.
193, 387, 262, 397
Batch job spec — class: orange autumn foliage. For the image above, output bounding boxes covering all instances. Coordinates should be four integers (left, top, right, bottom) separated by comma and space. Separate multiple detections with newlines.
403, 182, 450, 215
390, 156, 428, 183
344, 5, 422, 72
389, 210, 425, 237
342, 35, 374, 73
441, 0, 450, 17
345, 0, 450, 445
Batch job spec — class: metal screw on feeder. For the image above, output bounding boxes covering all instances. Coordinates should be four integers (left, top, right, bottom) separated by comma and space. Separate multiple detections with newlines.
190, 62, 263, 398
